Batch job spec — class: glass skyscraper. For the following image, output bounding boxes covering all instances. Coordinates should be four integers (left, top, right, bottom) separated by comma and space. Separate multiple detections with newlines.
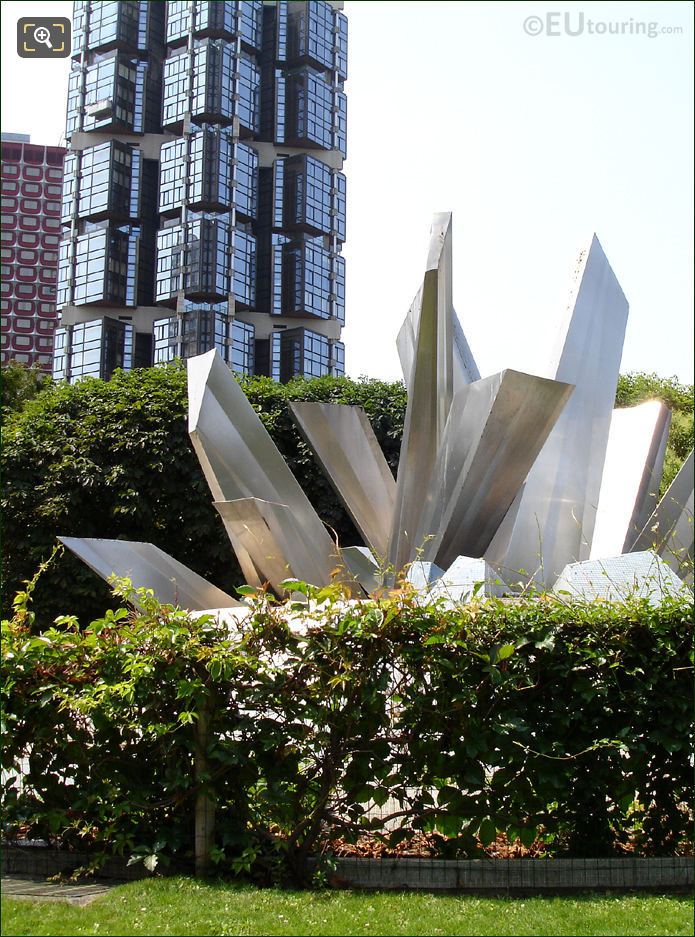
55, 0, 347, 383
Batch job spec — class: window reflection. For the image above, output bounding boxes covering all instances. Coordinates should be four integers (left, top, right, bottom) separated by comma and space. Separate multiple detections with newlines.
58, 226, 137, 308
159, 131, 258, 219
275, 68, 346, 157
274, 154, 345, 241
166, 1, 262, 51
153, 306, 255, 375
275, 326, 344, 382
163, 42, 259, 133
62, 141, 140, 225
52, 316, 134, 382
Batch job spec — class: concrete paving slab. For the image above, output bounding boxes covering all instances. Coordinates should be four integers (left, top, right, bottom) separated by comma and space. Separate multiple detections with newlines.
1, 875, 114, 906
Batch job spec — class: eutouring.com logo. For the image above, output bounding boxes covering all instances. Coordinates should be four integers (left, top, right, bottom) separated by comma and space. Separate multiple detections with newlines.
17, 17, 71, 57
523, 12, 684, 39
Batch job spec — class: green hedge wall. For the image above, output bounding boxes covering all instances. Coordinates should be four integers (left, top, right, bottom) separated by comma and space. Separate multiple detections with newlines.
2, 579, 692, 884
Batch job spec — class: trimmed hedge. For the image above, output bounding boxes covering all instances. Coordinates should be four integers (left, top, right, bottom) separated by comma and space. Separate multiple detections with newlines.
2, 576, 692, 884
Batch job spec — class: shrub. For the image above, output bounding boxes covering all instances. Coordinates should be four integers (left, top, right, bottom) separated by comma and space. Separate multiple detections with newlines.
1, 360, 51, 418
2, 574, 692, 884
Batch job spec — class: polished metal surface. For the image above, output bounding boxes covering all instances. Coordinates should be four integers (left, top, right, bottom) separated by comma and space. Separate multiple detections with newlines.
289, 402, 396, 558
395, 282, 423, 392
416, 368, 573, 568
188, 350, 351, 589
486, 235, 630, 587
453, 315, 481, 390
388, 214, 465, 573
553, 550, 691, 605
214, 498, 347, 594
591, 401, 671, 559
406, 561, 444, 591
398, 298, 480, 394
629, 450, 694, 585
427, 555, 506, 604
341, 545, 381, 594
396, 215, 479, 393
59, 537, 240, 610
388, 214, 573, 577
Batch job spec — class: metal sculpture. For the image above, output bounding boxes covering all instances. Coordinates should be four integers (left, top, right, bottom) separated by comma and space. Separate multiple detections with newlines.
590, 400, 671, 560
289, 402, 396, 559
187, 350, 354, 592
62, 212, 694, 606
629, 451, 694, 586
58, 537, 241, 611
485, 235, 630, 586
552, 551, 690, 605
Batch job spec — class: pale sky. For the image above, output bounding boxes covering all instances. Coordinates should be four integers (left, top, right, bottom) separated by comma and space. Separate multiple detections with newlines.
2, 0, 693, 383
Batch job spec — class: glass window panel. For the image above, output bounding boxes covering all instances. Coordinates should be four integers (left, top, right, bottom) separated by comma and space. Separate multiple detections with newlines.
158, 137, 187, 213
235, 142, 258, 220
55, 316, 132, 382
236, 51, 260, 133
87, 0, 140, 52
166, 0, 191, 44
162, 48, 189, 128
238, 1, 262, 50
284, 68, 344, 155
58, 226, 137, 307
230, 318, 254, 374
232, 230, 256, 308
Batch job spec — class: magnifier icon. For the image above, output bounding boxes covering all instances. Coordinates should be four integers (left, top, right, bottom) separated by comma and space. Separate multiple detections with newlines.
33, 26, 53, 49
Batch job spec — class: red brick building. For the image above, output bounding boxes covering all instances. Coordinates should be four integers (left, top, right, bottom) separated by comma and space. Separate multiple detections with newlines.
1, 134, 65, 370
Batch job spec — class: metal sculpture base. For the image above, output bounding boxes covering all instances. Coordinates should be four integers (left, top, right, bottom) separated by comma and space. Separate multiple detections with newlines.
552, 551, 691, 605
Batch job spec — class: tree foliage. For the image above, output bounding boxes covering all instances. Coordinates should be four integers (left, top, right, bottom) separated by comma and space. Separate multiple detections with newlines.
1, 361, 51, 419
2, 575, 692, 884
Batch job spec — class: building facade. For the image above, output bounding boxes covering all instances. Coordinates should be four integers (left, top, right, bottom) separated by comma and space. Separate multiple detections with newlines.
1, 134, 65, 371
54, 0, 347, 383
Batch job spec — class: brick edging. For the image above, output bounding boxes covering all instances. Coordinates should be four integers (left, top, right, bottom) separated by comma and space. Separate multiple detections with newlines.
1, 845, 190, 881
317, 856, 694, 892
3, 846, 692, 892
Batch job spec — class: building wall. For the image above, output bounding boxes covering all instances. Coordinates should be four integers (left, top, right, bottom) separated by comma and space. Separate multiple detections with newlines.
55, 0, 347, 383
1, 139, 65, 371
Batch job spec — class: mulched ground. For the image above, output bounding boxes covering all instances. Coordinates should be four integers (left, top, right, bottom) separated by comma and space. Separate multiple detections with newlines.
324, 832, 548, 859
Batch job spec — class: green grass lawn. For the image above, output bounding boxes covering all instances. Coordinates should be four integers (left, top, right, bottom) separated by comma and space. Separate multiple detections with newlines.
1, 878, 692, 937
